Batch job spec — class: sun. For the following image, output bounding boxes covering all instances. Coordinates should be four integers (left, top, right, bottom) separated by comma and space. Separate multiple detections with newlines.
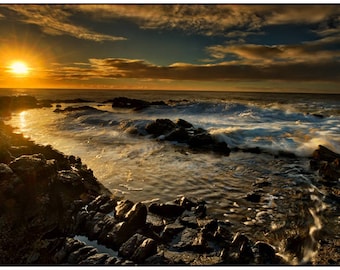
9, 61, 29, 76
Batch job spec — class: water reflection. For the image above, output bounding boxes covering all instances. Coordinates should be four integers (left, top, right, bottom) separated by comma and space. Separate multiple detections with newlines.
19, 111, 27, 129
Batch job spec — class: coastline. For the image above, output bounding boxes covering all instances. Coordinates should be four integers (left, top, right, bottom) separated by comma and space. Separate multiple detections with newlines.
0, 95, 339, 265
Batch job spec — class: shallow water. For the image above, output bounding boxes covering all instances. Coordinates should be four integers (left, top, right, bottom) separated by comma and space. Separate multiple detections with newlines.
4, 89, 340, 264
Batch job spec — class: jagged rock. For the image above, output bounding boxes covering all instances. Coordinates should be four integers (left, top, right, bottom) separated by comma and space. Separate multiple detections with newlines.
194, 201, 207, 218
172, 228, 198, 251
145, 119, 177, 137
106, 203, 148, 248
0, 163, 14, 180
175, 196, 197, 210
180, 212, 198, 229
111, 97, 150, 111
131, 238, 157, 263
319, 160, 340, 183
244, 192, 262, 203
311, 146, 340, 183
191, 231, 212, 253
79, 253, 111, 264
67, 245, 98, 264
161, 223, 185, 241
53, 106, 101, 114
176, 119, 194, 129
313, 145, 340, 162
119, 234, 147, 258
222, 232, 254, 264
213, 141, 231, 155
125, 202, 148, 228
149, 202, 185, 218
188, 132, 214, 148
9, 154, 56, 182
164, 127, 190, 143
254, 241, 278, 264
53, 238, 86, 263
119, 233, 157, 263
144, 251, 171, 265
115, 200, 134, 220
146, 213, 165, 233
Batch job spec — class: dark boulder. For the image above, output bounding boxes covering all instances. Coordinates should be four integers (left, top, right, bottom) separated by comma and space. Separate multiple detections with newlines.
111, 97, 150, 111
312, 145, 340, 163
119, 234, 157, 263
222, 232, 254, 264
176, 119, 194, 129
244, 192, 262, 203
188, 132, 214, 148
254, 241, 279, 264
149, 202, 185, 218
164, 127, 190, 143
311, 145, 340, 183
145, 119, 177, 137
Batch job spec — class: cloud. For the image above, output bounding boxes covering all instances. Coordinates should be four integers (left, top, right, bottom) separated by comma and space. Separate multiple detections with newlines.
76, 4, 340, 37
3, 5, 126, 42
206, 37, 340, 64
47, 57, 340, 83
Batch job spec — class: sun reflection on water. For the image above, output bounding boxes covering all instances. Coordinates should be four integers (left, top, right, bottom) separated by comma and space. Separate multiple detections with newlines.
19, 111, 27, 129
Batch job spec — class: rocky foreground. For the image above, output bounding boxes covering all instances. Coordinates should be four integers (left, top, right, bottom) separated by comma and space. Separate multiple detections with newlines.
0, 95, 339, 265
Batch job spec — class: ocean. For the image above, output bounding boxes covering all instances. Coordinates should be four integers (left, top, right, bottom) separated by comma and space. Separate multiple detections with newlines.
3, 88, 340, 264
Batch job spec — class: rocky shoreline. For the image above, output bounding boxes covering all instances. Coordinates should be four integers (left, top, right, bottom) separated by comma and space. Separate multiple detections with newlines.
0, 95, 339, 265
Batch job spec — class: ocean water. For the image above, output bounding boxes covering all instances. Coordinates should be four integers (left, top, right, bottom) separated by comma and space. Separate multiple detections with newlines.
3, 88, 340, 264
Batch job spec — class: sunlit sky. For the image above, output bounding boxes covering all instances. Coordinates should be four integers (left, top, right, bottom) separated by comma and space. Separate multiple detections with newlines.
0, 3, 340, 92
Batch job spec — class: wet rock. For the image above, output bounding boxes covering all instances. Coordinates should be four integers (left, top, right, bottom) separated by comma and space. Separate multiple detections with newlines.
172, 228, 198, 251
180, 212, 198, 229
115, 200, 135, 220
188, 132, 214, 148
254, 241, 278, 264
124, 202, 148, 228
79, 253, 111, 264
244, 192, 261, 203
149, 202, 185, 218
119, 233, 147, 259
67, 245, 98, 264
318, 160, 340, 183
146, 213, 165, 233
131, 238, 158, 263
222, 232, 254, 264
175, 196, 197, 210
87, 195, 111, 212
191, 231, 212, 253
111, 97, 150, 111
144, 251, 171, 265
311, 145, 340, 183
145, 119, 177, 137
53, 238, 86, 263
176, 119, 194, 129
53, 106, 101, 113
194, 201, 207, 218
161, 223, 185, 241
212, 141, 231, 155
313, 145, 340, 163
0, 163, 14, 180
9, 153, 56, 182
164, 127, 190, 143
106, 203, 148, 248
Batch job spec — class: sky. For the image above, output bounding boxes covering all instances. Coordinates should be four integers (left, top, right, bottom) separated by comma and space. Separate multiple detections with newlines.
0, 4, 340, 92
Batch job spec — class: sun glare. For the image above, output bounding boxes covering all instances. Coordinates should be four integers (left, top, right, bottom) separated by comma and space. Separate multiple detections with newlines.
10, 61, 29, 76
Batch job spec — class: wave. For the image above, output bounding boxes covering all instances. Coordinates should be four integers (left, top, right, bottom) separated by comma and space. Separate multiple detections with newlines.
51, 100, 340, 158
